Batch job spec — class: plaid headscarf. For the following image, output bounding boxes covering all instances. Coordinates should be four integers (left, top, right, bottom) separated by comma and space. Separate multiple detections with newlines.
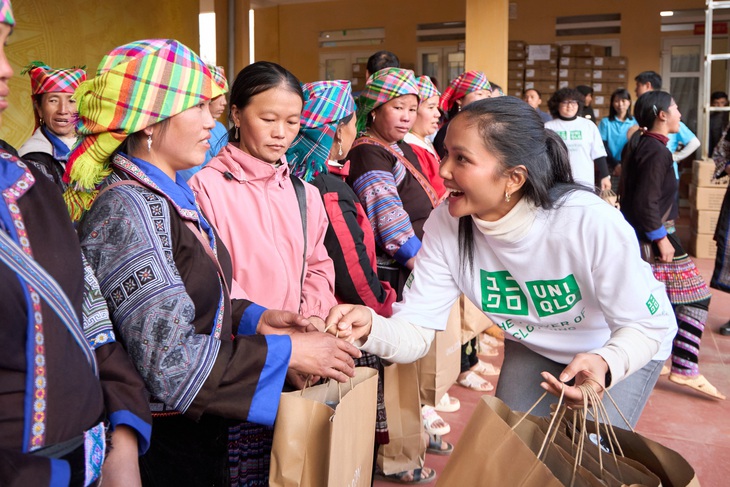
439, 71, 491, 112
415, 75, 440, 101
209, 65, 229, 94
1, 0, 14, 26
356, 68, 419, 133
63, 39, 222, 221
286, 80, 355, 182
21, 61, 86, 95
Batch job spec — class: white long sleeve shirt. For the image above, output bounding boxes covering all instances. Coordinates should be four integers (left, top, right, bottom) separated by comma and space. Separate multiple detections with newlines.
362, 192, 676, 386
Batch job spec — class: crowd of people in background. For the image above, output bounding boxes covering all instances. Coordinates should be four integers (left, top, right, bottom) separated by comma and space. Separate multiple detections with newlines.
1, 0, 728, 483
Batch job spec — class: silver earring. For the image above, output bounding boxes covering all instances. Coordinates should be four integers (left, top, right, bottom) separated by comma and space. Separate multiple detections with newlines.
235, 126, 239, 140
505, 191, 511, 203
147, 134, 152, 152
338, 141, 343, 157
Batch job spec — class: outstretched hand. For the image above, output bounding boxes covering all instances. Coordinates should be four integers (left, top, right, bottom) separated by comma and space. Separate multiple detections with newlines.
257, 309, 318, 336
540, 352, 609, 408
289, 332, 361, 383
324, 304, 373, 343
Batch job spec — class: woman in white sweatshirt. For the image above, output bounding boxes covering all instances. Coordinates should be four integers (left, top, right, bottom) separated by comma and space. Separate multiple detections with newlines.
326, 96, 677, 428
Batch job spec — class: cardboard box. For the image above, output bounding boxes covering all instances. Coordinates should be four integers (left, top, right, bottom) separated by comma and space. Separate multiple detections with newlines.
525, 58, 558, 68
351, 62, 367, 75
508, 60, 526, 70
592, 81, 628, 95
509, 40, 526, 50
508, 79, 525, 89
526, 43, 559, 60
560, 57, 593, 68
594, 107, 607, 120
690, 207, 721, 234
558, 80, 570, 89
558, 68, 592, 81
509, 49, 526, 60
525, 68, 558, 80
508, 89, 523, 97
690, 183, 727, 211
524, 80, 557, 93
592, 95, 608, 107
560, 44, 593, 57
689, 231, 717, 259
508, 69, 525, 80
592, 56, 628, 69
351, 77, 366, 91
692, 159, 730, 187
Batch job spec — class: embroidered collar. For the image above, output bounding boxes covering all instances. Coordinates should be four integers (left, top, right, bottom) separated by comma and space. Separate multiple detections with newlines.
42, 126, 75, 162
112, 153, 203, 223
0, 150, 34, 237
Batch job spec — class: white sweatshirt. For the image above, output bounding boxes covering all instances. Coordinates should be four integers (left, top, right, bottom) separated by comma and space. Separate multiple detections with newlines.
362, 191, 676, 386
546, 117, 607, 187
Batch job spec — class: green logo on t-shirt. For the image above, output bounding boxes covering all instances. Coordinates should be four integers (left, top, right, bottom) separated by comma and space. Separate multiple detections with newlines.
556, 130, 567, 140
480, 270, 529, 315
646, 294, 659, 315
526, 275, 582, 317
570, 130, 582, 140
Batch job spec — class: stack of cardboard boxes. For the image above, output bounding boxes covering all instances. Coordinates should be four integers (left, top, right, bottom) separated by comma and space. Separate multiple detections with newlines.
689, 159, 728, 259
504, 43, 629, 122
507, 40, 527, 98
523, 43, 559, 109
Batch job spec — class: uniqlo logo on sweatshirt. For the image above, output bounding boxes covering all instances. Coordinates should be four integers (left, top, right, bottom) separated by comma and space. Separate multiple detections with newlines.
526, 275, 582, 317
480, 270, 529, 315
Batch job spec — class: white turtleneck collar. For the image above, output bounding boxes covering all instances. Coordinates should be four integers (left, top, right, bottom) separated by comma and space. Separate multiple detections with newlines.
471, 196, 537, 243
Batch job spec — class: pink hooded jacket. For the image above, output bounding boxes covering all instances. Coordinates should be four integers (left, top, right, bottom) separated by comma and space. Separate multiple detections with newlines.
189, 144, 337, 320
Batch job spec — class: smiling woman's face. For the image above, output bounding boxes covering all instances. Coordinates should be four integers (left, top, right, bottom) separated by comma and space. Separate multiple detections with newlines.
35, 92, 77, 137
0, 23, 13, 127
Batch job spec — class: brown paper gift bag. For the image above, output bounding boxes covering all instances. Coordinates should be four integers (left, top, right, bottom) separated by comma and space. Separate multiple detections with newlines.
436, 395, 565, 486
460, 294, 497, 344
582, 419, 700, 487
377, 362, 427, 475
416, 299, 462, 407
269, 367, 378, 487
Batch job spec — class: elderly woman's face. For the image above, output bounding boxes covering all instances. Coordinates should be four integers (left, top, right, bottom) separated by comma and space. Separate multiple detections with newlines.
35, 92, 77, 137
0, 23, 13, 126
370, 94, 418, 143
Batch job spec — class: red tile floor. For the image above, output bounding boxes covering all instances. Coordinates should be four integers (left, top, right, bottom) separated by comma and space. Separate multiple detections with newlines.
375, 217, 730, 486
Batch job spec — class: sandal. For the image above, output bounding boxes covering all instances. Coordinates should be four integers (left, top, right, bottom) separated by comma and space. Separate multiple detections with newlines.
472, 359, 501, 376
669, 373, 726, 400
422, 405, 450, 436
426, 433, 453, 456
434, 392, 460, 413
457, 371, 494, 392
374, 467, 436, 484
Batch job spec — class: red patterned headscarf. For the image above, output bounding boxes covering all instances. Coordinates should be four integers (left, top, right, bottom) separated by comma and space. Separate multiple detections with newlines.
21, 61, 86, 95
439, 71, 490, 112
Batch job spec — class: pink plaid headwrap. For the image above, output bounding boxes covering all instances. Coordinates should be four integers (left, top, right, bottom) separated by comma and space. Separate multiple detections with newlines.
22, 61, 86, 95
415, 76, 440, 101
439, 71, 490, 112
209, 65, 229, 94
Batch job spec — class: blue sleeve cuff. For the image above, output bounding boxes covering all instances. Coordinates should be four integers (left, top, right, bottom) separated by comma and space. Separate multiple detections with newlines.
49, 458, 70, 487
108, 410, 153, 455
247, 335, 291, 426
646, 226, 668, 241
239, 303, 267, 335
394, 236, 422, 266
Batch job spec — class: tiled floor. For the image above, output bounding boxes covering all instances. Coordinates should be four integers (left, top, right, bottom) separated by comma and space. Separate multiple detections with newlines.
375, 218, 730, 486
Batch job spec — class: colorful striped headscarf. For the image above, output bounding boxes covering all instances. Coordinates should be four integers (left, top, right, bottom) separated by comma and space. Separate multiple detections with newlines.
356, 68, 419, 133
439, 71, 490, 112
209, 65, 229, 94
415, 75, 440, 101
63, 39, 222, 221
1, 0, 14, 27
286, 80, 355, 182
21, 61, 86, 95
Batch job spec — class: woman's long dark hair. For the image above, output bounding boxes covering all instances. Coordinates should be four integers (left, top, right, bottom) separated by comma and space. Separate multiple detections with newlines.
455, 97, 588, 274
227, 61, 304, 142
